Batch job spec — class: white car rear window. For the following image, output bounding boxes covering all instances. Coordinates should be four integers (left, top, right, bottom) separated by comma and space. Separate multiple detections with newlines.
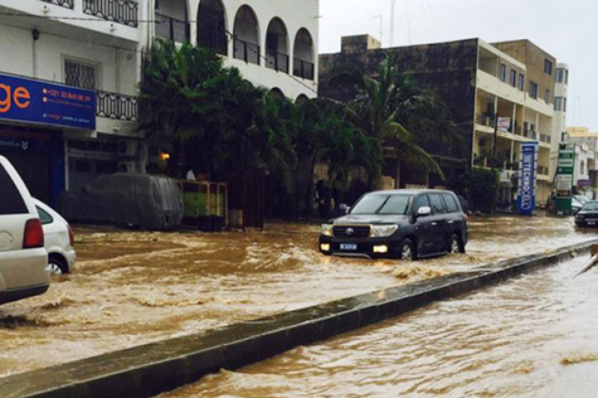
0, 164, 28, 215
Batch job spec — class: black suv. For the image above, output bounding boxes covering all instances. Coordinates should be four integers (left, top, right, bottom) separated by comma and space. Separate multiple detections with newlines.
319, 189, 468, 260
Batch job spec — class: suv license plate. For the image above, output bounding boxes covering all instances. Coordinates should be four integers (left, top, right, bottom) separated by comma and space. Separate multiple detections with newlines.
340, 243, 358, 251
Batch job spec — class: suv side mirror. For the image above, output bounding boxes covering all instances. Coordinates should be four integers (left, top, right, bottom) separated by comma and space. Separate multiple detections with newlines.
417, 206, 432, 217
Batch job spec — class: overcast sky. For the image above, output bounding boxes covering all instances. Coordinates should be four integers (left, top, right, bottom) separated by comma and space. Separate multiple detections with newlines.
319, 0, 596, 131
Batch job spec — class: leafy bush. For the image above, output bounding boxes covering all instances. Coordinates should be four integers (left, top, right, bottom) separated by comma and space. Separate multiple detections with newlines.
450, 168, 499, 213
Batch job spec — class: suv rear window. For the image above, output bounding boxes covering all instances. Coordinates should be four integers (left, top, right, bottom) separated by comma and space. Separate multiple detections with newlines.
442, 193, 459, 213
0, 164, 28, 215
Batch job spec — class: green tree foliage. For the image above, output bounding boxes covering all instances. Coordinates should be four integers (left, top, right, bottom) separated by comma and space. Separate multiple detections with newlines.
454, 168, 499, 213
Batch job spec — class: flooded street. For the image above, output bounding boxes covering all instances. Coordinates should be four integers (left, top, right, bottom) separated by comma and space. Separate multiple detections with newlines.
0, 215, 595, 379
163, 254, 598, 398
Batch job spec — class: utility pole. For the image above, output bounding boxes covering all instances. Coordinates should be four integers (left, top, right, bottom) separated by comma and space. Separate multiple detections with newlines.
390, 0, 396, 47
373, 15, 383, 45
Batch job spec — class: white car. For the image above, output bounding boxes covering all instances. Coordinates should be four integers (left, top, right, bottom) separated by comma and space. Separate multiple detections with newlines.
33, 198, 76, 274
0, 156, 50, 304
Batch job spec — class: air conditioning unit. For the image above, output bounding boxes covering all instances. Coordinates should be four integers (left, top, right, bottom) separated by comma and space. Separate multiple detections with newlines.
117, 161, 136, 173
117, 140, 137, 157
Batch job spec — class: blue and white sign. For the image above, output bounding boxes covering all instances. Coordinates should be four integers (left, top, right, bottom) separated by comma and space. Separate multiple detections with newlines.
517, 142, 538, 216
0, 73, 96, 130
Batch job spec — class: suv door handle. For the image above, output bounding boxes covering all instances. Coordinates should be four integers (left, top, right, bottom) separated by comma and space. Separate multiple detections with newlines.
431, 222, 437, 226
448, 220, 454, 224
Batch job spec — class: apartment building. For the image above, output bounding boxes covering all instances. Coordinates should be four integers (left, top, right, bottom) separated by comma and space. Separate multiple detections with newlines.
0, 0, 319, 206
319, 36, 562, 207
564, 127, 598, 196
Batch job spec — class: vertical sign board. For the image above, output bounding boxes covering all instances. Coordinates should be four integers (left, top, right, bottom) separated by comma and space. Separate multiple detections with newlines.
555, 142, 575, 213
0, 73, 96, 130
517, 142, 538, 216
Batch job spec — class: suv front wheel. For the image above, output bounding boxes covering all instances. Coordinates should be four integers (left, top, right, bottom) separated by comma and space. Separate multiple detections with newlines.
399, 239, 416, 261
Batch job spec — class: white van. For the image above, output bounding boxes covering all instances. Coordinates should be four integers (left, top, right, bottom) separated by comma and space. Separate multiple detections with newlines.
0, 155, 50, 304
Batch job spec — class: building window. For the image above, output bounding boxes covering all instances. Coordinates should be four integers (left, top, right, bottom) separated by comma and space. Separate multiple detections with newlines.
529, 82, 538, 99
518, 73, 525, 91
499, 64, 506, 82
564, 97, 567, 112
544, 59, 553, 76
565, 69, 569, 85
64, 59, 98, 90
554, 97, 563, 111
556, 68, 564, 83
510, 70, 517, 87
545, 89, 550, 104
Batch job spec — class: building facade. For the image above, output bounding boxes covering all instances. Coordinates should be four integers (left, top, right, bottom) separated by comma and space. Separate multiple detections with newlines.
319, 36, 562, 207
0, 0, 319, 207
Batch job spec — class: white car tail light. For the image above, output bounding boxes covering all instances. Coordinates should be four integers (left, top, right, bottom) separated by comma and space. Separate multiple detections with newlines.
23, 219, 44, 249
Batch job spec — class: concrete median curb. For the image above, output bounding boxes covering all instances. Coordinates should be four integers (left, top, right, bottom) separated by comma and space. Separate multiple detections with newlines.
1, 239, 597, 398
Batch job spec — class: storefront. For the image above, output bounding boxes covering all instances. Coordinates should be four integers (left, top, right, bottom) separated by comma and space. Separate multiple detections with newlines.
0, 72, 96, 208
0, 125, 64, 206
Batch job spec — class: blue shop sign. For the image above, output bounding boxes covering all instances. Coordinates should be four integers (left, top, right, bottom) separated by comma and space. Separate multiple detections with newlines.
0, 73, 96, 130
517, 142, 538, 216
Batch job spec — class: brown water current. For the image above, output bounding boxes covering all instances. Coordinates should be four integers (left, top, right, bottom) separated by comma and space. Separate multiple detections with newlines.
162, 255, 598, 398
0, 215, 594, 379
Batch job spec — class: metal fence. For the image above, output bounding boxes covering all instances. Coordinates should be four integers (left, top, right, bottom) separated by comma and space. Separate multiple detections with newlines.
234, 39, 260, 65
96, 91, 138, 121
83, 0, 138, 28
266, 52, 289, 73
155, 13, 189, 43
293, 58, 315, 80
41, 0, 74, 9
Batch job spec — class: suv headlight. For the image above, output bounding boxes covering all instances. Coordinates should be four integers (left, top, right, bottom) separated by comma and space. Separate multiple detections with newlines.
370, 224, 399, 238
321, 224, 334, 237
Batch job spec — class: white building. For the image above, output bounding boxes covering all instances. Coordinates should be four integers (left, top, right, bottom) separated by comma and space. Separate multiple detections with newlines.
0, 0, 319, 205
551, 63, 569, 179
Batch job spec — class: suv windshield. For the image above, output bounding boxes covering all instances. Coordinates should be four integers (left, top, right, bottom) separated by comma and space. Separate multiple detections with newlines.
582, 202, 598, 211
351, 194, 412, 215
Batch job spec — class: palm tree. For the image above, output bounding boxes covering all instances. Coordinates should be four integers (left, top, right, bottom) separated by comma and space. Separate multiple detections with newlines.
343, 55, 459, 188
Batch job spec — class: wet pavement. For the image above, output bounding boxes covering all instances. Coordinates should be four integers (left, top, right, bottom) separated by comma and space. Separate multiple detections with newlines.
161, 254, 598, 398
0, 214, 595, 379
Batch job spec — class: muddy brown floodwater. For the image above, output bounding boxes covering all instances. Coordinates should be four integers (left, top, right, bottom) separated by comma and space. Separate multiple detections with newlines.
0, 215, 595, 379
162, 254, 598, 398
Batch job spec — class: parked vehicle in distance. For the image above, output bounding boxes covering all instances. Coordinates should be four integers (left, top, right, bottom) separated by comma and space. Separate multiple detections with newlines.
572, 196, 585, 214
33, 198, 76, 274
0, 156, 50, 304
59, 173, 184, 230
574, 200, 598, 227
319, 189, 468, 260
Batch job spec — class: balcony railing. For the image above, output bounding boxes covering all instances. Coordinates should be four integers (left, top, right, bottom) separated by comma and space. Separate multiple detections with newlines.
41, 0, 74, 9
293, 58, 315, 80
538, 166, 549, 176
234, 38, 260, 65
540, 133, 552, 143
266, 52, 289, 73
83, 0, 138, 28
155, 13, 190, 43
97, 91, 138, 121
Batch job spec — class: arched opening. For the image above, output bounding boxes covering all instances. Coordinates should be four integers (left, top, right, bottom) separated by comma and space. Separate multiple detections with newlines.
295, 94, 309, 104
233, 5, 260, 65
293, 28, 314, 80
155, 0, 189, 43
269, 87, 284, 98
265, 18, 289, 73
197, 0, 227, 55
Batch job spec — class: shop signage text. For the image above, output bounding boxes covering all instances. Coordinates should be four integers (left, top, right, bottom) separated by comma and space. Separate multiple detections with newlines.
517, 142, 538, 216
0, 73, 95, 130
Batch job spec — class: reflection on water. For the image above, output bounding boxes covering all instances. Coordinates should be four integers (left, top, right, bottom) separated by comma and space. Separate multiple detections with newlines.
0, 215, 595, 379
163, 256, 598, 398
